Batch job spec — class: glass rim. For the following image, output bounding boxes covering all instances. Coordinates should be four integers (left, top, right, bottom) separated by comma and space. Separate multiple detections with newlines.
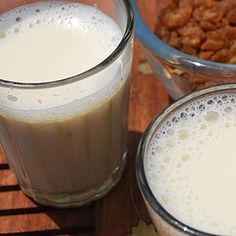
136, 83, 236, 236
0, 0, 134, 89
130, 0, 236, 77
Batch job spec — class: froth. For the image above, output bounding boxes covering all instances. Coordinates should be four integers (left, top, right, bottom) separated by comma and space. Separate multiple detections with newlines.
0, 1, 122, 82
145, 94, 236, 235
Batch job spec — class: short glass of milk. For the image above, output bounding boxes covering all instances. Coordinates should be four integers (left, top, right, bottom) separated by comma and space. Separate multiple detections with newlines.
137, 84, 236, 236
0, 0, 133, 207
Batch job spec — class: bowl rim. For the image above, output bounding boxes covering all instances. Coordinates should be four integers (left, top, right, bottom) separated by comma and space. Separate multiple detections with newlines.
136, 83, 236, 236
130, 0, 236, 76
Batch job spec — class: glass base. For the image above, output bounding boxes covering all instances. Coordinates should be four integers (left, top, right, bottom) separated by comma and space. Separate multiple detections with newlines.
19, 153, 127, 208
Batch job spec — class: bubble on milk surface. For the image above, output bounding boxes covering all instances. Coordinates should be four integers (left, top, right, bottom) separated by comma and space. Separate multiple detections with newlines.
7, 94, 18, 102
15, 17, 21, 22
145, 93, 236, 235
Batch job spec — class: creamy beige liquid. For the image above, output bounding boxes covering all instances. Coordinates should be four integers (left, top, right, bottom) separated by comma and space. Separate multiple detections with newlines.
146, 94, 236, 235
0, 1, 132, 201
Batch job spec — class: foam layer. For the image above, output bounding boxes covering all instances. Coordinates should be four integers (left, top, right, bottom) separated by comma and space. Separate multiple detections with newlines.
0, 1, 132, 120
0, 1, 122, 82
145, 93, 236, 235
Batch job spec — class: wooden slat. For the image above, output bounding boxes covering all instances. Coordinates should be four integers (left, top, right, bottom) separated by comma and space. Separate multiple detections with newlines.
0, 206, 94, 234
0, 169, 18, 186
0, 191, 39, 210
0, 148, 7, 164
128, 40, 168, 133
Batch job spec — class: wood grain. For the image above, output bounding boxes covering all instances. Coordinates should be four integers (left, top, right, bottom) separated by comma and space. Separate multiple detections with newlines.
0, 207, 94, 234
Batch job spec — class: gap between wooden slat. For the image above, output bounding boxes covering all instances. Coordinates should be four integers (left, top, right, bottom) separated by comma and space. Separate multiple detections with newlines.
0, 164, 9, 170
0, 204, 94, 216
0, 226, 95, 236
0, 208, 95, 234
0, 169, 18, 185
0, 184, 20, 192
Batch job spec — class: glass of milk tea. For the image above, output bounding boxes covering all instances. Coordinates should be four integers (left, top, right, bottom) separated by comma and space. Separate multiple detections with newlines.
137, 84, 236, 236
0, 0, 133, 207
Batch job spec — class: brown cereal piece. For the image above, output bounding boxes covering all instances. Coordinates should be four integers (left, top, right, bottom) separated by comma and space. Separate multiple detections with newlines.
224, 0, 236, 9
199, 21, 217, 31
177, 23, 205, 40
226, 9, 236, 26
177, 21, 195, 36
171, 0, 179, 5
210, 49, 230, 63
228, 57, 236, 64
194, 0, 217, 9
155, 25, 170, 42
207, 28, 226, 41
179, 0, 193, 8
193, 2, 225, 24
181, 35, 201, 50
230, 41, 236, 53
181, 45, 197, 56
168, 32, 182, 49
201, 39, 224, 51
193, 0, 221, 9
198, 81, 218, 90
226, 26, 236, 39
202, 20, 227, 31
217, 1, 234, 17
160, 6, 192, 29
165, 0, 178, 9
216, 21, 228, 30
193, 0, 205, 8
198, 51, 214, 60
201, 0, 219, 9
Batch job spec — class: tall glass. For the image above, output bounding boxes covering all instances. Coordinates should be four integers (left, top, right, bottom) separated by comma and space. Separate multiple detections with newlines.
137, 84, 236, 236
0, 0, 134, 207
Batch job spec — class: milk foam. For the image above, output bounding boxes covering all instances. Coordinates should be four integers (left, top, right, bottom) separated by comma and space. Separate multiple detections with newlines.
0, 1, 122, 82
146, 94, 236, 235
0, 1, 131, 121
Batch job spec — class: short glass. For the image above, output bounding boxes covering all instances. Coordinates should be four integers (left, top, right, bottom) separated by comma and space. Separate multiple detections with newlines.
136, 84, 236, 236
0, 0, 134, 207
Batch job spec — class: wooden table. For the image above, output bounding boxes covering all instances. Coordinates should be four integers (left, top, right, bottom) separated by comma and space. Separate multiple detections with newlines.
0, 6, 169, 236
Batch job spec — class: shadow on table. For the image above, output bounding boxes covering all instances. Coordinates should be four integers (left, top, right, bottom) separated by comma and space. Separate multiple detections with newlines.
44, 131, 150, 236
94, 131, 152, 236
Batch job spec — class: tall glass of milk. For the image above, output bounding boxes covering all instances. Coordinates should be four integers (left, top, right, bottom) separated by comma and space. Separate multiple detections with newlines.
0, 0, 133, 207
137, 84, 236, 236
